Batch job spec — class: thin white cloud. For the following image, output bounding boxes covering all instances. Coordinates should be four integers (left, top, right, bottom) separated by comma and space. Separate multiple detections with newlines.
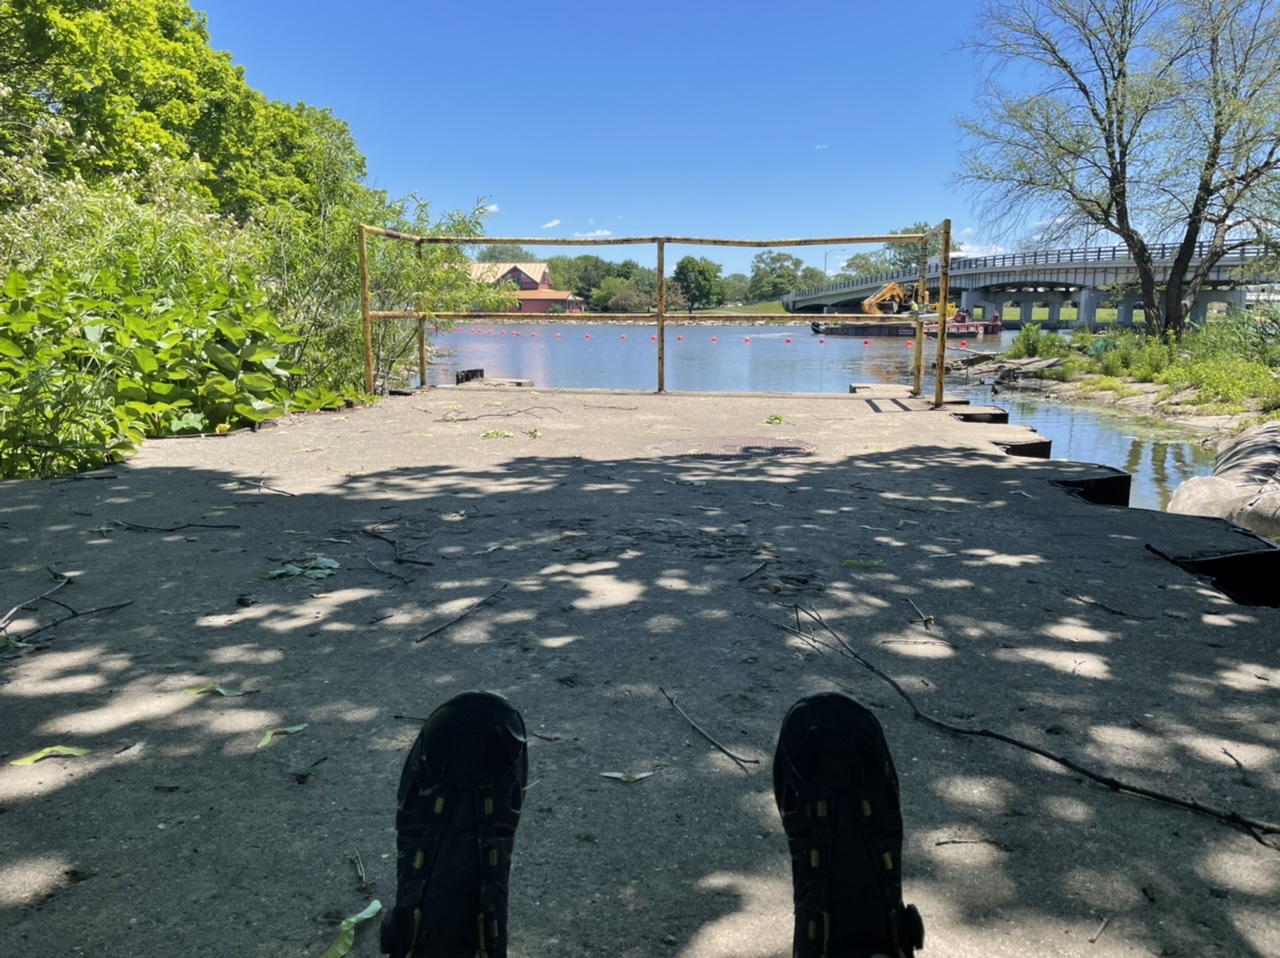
814, 144, 829, 150
541, 218, 561, 229
573, 229, 612, 238
482, 203, 499, 213
957, 243, 1007, 257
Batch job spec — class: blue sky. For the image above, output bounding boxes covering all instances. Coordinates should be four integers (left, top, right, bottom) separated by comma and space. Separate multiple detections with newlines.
197, 0, 1006, 276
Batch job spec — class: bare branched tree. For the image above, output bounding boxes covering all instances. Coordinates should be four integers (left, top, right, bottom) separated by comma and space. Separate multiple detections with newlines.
958, 0, 1280, 336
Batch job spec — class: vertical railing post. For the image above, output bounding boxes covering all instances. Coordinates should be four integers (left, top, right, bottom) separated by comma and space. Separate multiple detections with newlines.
359, 225, 373, 395
934, 219, 951, 407
913, 240, 927, 397
415, 239, 426, 389
656, 238, 666, 393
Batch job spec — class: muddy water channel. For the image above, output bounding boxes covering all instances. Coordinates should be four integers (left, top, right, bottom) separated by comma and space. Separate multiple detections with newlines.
427, 323, 1215, 511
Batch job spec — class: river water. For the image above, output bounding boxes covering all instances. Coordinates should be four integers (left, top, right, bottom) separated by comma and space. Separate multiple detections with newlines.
425, 322, 1215, 511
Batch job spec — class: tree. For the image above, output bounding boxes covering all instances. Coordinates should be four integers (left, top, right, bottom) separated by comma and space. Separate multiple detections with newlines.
879, 222, 958, 275
746, 250, 804, 301
477, 244, 535, 262
722, 272, 749, 303
838, 251, 889, 279
798, 266, 828, 289
672, 255, 725, 311
591, 276, 633, 310
958, 0, 1280, 336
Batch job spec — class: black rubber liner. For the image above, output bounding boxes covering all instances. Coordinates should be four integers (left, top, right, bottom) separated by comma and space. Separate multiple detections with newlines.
1146, 545, 1280, 608
952, 410, 1010, 424
995, 438, 1053, 459
1051, 473, 1132, 507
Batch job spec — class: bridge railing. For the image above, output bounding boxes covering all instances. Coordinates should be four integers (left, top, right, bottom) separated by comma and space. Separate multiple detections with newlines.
789, 242, 1269, 300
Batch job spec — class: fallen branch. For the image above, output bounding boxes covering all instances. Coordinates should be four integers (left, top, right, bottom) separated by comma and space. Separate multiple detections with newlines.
209, 477, 296, 497
7, 600, 134, 644
362, 525, 435, 567
658, 686, 758, 774
111, 520, 241, 533
772, 604, 1280, 848
363, 556, 413, 584
1, 571, 70, 632
1062, 590, 1154, 620
905, 597, 935, 630
435, 405, 561, 423
1089, 916, 1110, 944
416, 583, 508, 643
738, 560, 769, 581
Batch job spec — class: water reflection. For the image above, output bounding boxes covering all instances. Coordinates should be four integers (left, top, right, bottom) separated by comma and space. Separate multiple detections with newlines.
426, 323, 1214, 511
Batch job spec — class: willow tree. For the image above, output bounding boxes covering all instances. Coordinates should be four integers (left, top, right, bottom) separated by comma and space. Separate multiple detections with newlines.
958, 0, 1280, 336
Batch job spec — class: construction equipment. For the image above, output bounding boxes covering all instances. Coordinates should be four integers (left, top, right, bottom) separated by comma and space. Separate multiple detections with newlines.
861, 282, 929, 315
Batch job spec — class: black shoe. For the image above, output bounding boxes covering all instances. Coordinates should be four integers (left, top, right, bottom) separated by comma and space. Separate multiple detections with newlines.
381, 691, 528, 958
773, 693, 924, 958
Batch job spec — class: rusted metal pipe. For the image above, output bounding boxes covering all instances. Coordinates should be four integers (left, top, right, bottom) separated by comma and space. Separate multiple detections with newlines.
656, 239, 666, 393
934, 219, 952, 408
359, 226, 373, 395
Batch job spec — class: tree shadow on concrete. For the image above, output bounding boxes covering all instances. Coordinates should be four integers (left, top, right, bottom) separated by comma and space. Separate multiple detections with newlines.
1, 444, 1276, 957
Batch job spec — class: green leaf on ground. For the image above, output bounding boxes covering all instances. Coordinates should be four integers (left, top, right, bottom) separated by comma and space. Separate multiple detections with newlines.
265, 556, 340, 580
843, 559, 885, 569
256, 724, 308, 748
183, 683, 250, 697
600, 771, 654, 783
763, 414, 785, 425
321, 900, 382, 958
480, 429, 514, 439
10, 745, 92, 766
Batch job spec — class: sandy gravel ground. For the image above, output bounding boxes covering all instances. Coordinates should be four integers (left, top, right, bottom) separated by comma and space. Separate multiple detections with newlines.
2, 387, 1277, 958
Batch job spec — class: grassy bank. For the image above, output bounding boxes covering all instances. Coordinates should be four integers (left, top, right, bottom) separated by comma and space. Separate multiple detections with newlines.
1000, 310, 1280, 425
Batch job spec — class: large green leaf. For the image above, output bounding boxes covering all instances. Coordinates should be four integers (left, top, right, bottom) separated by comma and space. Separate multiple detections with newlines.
321, 900, 382, 958
0, 337, 24, 359
132, 347, 159, 374
203, 342, 240, 375
4, 271, 28, 299
10, 746, 92, 766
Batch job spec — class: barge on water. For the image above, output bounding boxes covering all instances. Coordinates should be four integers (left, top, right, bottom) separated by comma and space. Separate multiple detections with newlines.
810, 320, 916, 337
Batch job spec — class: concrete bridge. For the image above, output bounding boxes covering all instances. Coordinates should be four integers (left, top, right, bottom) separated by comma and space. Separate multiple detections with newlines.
783, 242, 1273, 325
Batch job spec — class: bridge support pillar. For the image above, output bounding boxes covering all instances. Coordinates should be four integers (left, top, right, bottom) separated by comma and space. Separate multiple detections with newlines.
1189, 289, 1247, 326
1117, 296, 1141, 327
1077, 288, 1105, 328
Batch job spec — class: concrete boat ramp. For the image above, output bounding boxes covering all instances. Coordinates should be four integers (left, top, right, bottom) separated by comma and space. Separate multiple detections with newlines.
2, 387, 1276, 958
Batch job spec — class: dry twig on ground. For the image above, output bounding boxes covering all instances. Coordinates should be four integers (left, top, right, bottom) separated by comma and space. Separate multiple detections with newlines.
658, 686, 758, 774
771, 603, 1280, 848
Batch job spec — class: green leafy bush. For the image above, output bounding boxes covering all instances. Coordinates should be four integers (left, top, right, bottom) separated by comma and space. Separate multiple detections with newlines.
0, 263, 339, 479
1155, 354, 1280, 410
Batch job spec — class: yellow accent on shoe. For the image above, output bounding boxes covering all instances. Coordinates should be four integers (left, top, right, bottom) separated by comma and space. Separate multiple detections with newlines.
477, 912, 489, 958
816, 799, 828, 818
862, 799, 872, 817
413, 850, 425, 871
808, 919, 817, 940
484, 797, 494, 815
407, 908, 421, 958
434, 796, 445, 814
489, 848, 499, 866
883, 852, 894, 871
810, 848, 820, 868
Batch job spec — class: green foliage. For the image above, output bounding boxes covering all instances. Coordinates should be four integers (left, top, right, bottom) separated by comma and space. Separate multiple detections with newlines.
0, 264, 341, 479
1155, 355, 1280, 411
672, 256, 725, 311
476, 244, 535, 263
1078, 375, 1140, 397
747, 251, 805, 301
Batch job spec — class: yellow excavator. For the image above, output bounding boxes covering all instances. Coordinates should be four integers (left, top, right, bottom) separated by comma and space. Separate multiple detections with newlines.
861, 282, 930, 315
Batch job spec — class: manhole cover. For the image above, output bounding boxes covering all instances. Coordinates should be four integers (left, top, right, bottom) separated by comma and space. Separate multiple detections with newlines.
648, 436, 816, 459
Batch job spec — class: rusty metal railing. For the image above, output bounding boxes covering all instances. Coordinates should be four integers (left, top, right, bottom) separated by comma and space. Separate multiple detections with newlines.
359, 223, 953, 406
